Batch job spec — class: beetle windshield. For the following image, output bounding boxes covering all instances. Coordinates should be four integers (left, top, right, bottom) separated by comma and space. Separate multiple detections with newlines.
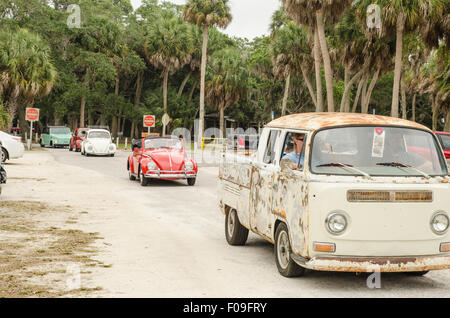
50, 127, 70, 134
437, 134, 450, 151
88, 131, 110, 139
78, 129, 90, 136
144, 138, 182, 150
311, 126, 447, 177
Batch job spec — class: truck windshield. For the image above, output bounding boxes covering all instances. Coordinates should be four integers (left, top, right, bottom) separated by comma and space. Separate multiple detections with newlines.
311, 126, 447, 177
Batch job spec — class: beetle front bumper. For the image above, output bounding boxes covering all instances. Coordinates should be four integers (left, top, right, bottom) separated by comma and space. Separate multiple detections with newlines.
145, 170, 197, 179
292, 254, 450, 272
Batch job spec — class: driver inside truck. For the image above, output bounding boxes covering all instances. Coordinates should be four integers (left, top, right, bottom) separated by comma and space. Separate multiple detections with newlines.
282, 133, 305, 169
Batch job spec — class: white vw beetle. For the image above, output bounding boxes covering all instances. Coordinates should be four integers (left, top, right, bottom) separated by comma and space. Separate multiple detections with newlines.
81, 129, 116, 157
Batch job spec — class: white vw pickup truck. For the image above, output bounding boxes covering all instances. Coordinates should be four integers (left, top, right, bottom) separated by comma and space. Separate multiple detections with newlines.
218, 113, 450, 277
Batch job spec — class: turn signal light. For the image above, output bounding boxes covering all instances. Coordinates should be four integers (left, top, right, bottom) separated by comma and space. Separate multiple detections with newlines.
313, 242, 336, 253
440, 242, 450, 253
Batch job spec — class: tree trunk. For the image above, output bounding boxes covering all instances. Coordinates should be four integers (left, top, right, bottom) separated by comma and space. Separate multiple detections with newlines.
391, 13, 405, 118
362, 68, 380, 114
17, 103, 29, 141
189, 81, 197, 100
316, 10, 335, 112
340, 69, 363, 113
178, 71, 192, 96
5, 98, 18, 130
401, 76, 407, 119
340, 66, 350, 112
111, 116, 118, 138
281, 72, 291, 116
219, 103, 225, 139
352, 78, 364, 113
313, 29, 324, 112
80, 69, 90, 127
445, 111, 450, 133
198, 26, 209, 146
361, 75, 369, 114
412, 93, 417, 122
134, 71, 143, 107
300, 65, 317, 108
162, 69, 169, 136
431, 95, 438, 131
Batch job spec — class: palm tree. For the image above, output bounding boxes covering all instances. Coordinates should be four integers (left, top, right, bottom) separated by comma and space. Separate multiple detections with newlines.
144, 17, 194, 136
367, 0, 445, 118
206, 48, 248, 138
183, 0, 232, 145
271, 20, 316, 115
0, 28, 56, 129
283, 0, 353, 112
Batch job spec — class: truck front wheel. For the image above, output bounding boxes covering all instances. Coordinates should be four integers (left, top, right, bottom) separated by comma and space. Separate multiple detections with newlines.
225, 209, 248, 246
274, 223, 305, 277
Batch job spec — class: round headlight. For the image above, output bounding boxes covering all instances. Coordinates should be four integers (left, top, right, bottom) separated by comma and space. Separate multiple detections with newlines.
185, 161, 194, 171
326, 212, 348, 235
147, 161, 157, 171
431, 212, 449, 235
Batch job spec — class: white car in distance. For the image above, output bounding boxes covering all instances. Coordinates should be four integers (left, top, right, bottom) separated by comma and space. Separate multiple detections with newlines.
81, 129, 116, 157
0, 131, 25, 163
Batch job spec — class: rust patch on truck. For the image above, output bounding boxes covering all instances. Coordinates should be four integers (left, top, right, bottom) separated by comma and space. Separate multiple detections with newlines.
267, 112, 430, 132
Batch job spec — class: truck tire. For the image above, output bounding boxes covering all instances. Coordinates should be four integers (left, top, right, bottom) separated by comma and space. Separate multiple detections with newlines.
225, 209, 248, 246
274, 223, 305, 277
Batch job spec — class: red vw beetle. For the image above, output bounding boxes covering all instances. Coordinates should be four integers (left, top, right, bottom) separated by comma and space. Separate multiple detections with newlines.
127, 136, 198, 186
436, 131, 450, 161
70, 128, 90, 152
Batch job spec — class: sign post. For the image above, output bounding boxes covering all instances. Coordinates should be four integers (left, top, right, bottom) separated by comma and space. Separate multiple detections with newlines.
162, 113, 171, 137
25, 108, 39, 150
143, 115, 156, 137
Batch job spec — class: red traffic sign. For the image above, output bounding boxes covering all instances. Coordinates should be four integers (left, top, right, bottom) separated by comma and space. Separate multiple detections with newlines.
26, 108, 40, 122
143, 115, 156, 128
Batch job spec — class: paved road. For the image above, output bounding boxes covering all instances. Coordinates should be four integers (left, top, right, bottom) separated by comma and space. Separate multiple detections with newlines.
47, 148, 450, 297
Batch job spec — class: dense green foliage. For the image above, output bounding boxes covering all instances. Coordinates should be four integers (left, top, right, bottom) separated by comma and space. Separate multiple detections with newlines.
0, 0, 448, 137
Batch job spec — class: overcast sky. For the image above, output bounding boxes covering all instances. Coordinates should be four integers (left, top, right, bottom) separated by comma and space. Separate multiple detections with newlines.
130, 0, 281, 40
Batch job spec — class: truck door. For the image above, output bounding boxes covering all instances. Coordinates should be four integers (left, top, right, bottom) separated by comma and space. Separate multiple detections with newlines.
250, 129, 280, 238
271, 131, 309, 256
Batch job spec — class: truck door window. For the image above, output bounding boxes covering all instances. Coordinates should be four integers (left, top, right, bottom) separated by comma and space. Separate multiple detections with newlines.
281, 132, 307, 170
263, 130, 279, 164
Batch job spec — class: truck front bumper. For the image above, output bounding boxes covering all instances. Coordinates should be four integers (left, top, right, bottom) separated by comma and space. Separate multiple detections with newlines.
292, 254, 450, 272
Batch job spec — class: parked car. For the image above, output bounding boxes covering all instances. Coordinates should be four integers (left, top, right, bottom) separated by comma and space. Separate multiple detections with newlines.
227, 134, 260, 150
219, 113, 450, 277
81, 129, 116, 157
40, 126, 72, 148
0, 163, 5, 195
70, 128, 90, 152
435, 131, 450, 164
128, 136, 198, 186
0, 131, 25, 163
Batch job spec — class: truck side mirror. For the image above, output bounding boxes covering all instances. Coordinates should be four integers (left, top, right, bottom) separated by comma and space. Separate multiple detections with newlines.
280, 158, 293, 173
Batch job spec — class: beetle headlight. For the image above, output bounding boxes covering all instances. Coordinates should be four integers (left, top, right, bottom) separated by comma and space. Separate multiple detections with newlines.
326, 212, 348, 235
147, 161, 157, 171
109, 144, 116, 151
185, 161, 194, 171
431, 211, 449, 235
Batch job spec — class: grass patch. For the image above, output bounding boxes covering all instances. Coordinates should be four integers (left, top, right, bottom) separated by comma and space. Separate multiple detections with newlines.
0, 201, 106, 298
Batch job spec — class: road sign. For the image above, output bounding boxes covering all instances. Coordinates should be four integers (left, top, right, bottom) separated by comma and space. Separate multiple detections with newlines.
26, 108, 40, 122
143, 115, 156, 128
162, 113, 171, 126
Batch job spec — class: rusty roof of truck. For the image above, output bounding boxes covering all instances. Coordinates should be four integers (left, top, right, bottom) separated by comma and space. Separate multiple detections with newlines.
266, 113, 431, 131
